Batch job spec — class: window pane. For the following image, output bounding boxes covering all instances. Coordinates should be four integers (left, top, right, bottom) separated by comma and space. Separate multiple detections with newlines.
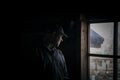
118, 59, 120, 80
90, 57, 113, 80
90, 23, 114, 55
118, 22, 120, 56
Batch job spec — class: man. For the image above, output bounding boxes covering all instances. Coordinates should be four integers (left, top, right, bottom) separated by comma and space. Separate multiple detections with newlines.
31, 24, 69, 80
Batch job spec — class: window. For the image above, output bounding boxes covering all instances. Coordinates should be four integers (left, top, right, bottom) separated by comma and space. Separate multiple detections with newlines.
90, 23, 113, 55
90, 57, 113, 80
88, 21, 120, 80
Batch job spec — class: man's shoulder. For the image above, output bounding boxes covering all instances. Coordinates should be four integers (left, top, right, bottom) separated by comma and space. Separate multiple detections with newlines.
54, 47, 62, 52
54, 48, 63, 55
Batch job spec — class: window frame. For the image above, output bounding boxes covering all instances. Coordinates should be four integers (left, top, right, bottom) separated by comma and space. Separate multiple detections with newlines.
87, 19, 120, 80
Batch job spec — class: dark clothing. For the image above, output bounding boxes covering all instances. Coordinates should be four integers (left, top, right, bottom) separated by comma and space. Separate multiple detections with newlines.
30, 45, 69, 80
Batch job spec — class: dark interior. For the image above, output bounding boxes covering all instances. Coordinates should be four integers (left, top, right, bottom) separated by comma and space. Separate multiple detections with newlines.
22, 13, 119, 80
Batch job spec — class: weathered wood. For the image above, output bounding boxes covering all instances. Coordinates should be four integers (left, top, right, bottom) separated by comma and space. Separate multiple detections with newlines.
81, 15, 88, 80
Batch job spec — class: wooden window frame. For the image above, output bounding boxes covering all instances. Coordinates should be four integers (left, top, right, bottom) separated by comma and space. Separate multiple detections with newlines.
87, 19, 120, 80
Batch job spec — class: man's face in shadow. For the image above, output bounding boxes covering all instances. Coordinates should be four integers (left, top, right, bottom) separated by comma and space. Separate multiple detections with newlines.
51, 32, 64, 47
55, 34, 63, 47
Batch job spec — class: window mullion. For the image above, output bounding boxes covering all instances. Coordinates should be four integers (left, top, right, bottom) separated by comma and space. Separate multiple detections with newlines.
113, 21, 118, 80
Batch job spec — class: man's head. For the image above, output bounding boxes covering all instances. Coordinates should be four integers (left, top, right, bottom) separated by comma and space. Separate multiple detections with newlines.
43, 24, 68, 48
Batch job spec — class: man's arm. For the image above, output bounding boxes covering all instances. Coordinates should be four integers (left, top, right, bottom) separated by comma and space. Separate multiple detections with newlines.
59, 50, 70, 80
